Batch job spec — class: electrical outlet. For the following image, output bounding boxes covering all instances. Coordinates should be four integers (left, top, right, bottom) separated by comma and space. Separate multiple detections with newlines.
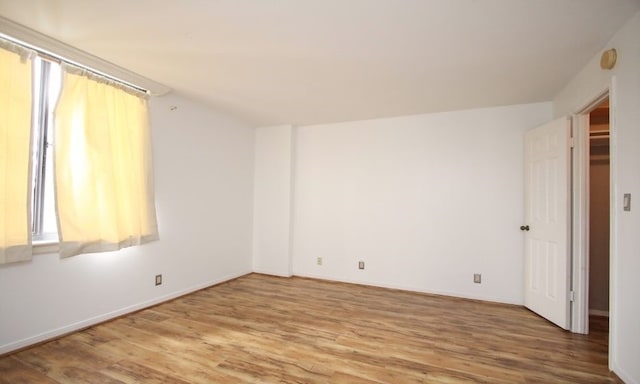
473, 273, 481, 284
358, 261, 365, 270
317, 257, 323, 266
155, 274, 162, 286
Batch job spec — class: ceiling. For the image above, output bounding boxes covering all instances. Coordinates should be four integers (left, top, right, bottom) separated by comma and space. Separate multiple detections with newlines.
0, 0, 638, 126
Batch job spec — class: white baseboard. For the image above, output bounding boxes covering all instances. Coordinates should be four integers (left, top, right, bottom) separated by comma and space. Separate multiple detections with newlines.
589, 309, 610, 317
252, 268, 293, 278
611, 361, 638, 384
0, 270, 250, 355
293, 272, 523, 306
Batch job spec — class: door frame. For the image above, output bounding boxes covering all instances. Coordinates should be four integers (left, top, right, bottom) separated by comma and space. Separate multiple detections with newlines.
570, 77, 615, 368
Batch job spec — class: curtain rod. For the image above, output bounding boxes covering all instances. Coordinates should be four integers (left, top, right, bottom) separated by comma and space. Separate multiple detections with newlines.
25, 47, 149, 95
0, 16, 171, 96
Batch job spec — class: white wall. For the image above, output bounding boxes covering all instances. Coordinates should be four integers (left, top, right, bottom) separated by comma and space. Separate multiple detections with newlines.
553, 11, 640, 384
292, 102, 551, 304
0, 92, 255, 354
252, 125, 293, 276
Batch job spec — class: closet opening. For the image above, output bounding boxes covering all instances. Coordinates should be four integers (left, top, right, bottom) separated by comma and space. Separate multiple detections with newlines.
587, 97, 610, 338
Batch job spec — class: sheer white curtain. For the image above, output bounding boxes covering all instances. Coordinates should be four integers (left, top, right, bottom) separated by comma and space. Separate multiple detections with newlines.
0, 41, 33, 264
54, 65, 158, 258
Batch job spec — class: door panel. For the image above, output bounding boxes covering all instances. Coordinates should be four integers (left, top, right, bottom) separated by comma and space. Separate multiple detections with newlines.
524, 117, 571, 330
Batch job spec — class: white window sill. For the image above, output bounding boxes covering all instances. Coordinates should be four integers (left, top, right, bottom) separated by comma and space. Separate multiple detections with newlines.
33, 237, 59, 255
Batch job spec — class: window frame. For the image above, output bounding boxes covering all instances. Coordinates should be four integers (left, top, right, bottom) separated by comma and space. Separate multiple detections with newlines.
30, 57, 60, 244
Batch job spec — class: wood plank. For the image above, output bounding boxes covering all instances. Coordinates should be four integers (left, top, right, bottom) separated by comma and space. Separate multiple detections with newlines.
0, 356, 59, 384
0, 274, 621, 383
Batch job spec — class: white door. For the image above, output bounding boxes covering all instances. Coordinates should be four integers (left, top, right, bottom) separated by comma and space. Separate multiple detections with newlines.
523, 117, 572, 330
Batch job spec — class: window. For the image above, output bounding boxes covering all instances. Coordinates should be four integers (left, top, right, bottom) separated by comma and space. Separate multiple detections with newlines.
30, 57, 61, 243
1, 35, 158, 263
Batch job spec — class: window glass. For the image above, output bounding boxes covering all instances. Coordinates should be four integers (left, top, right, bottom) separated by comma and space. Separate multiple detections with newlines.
31, 58, 61, 243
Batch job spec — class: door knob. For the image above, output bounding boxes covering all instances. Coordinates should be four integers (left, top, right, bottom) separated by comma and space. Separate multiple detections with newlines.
520, 225, 530, 231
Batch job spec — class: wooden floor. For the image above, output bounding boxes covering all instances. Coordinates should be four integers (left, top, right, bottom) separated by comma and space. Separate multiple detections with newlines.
0, 274, 619, 383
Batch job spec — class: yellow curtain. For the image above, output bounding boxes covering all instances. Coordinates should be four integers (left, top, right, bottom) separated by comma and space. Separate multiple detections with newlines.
54, 67, 158, 258
0, 42, 33, 264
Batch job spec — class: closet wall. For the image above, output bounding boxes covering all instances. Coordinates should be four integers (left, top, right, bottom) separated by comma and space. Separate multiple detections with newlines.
589, 102, 610, 315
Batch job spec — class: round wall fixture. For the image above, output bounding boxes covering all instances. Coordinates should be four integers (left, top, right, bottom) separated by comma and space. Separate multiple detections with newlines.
600, 49, 617, 70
